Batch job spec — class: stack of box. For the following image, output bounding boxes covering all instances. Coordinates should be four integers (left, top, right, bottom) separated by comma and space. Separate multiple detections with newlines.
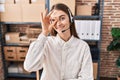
50, 0, 75, 15
1, 0, 45, 22
22, 0, 45, 22
76, 5, 92, 16
4, 46, 17, 61
5, 32, 20, 44
5, 32, 31, 45
4, 46, 28, 61
8, 63, 30, 74
1, 0, 22, 22
26, 27, 42, 38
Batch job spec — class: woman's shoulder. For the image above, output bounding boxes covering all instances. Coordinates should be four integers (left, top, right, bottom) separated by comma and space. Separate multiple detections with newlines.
46, 35, 57, 43
74, 37, 89, 46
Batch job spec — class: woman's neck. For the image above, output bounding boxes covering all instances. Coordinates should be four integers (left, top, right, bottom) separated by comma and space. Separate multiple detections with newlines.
58, 30, 71, 42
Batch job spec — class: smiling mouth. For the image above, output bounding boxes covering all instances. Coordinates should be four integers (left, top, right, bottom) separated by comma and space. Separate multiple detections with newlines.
56, 26, 65, 29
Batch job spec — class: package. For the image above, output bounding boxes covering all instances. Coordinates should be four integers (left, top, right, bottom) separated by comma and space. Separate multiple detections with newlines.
26, 27, 42, 38
50, 0, 75, 15
76, 5, 92, 16
5, 0, 21, 4
16, 47, 28, 61
4, 46, 17, 61
8, 64, 19, 73
18, 63, 31, 74
19, 35, 30, 45
5, 32, 20, 44
22, 0, 45, 22
1, 0, 22, 22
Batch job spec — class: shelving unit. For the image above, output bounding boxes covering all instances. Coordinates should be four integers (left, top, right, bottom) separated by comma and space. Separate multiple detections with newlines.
0, 0, 104, 80
0, 22, 43, 79
74, 0, 104, 80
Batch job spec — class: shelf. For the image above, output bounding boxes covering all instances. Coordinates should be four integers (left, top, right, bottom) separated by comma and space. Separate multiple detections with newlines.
3, 43, 29, 47
0, 22, 41, 24
8, 69, 43, 78
83, 39, 101, 42
73, 15, 102, 20
8, 72, 36, 78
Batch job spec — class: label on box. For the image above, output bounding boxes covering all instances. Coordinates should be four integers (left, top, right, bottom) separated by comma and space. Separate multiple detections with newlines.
0, 0, 5, 3
0, 4, 5, 12
5, 35, 10, 41
31, 0, 37, 3
15, 0, 20, 2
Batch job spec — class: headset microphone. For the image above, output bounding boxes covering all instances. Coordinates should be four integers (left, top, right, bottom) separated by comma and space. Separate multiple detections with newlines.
61, 28, 70, 33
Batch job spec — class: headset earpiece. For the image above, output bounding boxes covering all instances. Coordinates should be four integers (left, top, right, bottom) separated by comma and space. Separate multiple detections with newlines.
68, 9, 73, 23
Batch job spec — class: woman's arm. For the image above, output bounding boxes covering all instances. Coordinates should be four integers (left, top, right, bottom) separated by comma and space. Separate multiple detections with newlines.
24, 33, 48, 72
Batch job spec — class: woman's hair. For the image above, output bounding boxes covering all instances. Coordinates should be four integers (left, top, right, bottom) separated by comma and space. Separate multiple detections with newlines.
50, 3, 79, 39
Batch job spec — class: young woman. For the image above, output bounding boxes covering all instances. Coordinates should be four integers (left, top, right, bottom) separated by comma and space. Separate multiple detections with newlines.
24, 3, 93, 80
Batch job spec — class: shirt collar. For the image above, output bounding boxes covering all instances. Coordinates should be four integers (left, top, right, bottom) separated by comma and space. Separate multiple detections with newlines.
55, 34, 75, 47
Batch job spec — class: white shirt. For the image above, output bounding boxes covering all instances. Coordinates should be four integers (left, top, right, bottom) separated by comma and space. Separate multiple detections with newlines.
24, 34, 93, 80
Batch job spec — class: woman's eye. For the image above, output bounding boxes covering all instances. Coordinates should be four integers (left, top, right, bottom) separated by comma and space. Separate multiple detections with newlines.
60, 17, 65, 21
50, 19, 55, 24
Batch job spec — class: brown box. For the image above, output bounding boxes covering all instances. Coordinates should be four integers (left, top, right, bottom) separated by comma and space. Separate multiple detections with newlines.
26, 27, 42, 38
18, 63, 31, 74
50, 0, 75, 15
5, 32, 20, 44
76, 5, 92, 16
22, 3, 45, 22
16, 47, 28, 61
30, 0, 45, 4
1, 3, 22, 22
20, 0, 45, 4
93, 62, 98, 80
5, 0, 21, 4
4, 46, 17, 61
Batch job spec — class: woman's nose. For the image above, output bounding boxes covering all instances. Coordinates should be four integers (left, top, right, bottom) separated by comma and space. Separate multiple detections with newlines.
57, 20, 62, 26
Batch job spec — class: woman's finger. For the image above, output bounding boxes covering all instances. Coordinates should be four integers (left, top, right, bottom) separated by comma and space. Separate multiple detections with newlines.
47, 10, 54, 17
49, 20, 57, 31
43, 9, 48, 18
40, 12, 43, 22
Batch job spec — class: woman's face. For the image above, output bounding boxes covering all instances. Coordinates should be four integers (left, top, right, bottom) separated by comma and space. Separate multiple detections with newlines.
50, 10, 70, 33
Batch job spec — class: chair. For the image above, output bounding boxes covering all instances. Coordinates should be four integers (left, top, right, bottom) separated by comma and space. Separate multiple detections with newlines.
36, 71, 40, 80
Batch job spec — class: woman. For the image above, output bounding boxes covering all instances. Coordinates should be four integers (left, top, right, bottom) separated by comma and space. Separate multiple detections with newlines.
24, 3, 93, 80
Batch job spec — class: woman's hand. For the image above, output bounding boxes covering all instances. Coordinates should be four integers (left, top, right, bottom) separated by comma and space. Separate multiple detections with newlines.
40, 9, 57, 36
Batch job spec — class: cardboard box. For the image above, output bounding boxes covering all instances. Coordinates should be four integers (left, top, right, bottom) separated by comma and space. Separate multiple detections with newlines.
76, 5, 92, 16
93, 62, 98, 80
30, 0, 45, 4
5, 0, 21, 4
0, 0, 5, 4
8, 64, 19, 73
16, 47, 28, 61
22, 4, 45, 22
20, 0, 45, 4
50, 0, 75, 15
26, 27, 42, 38
18, 63, 31, 74
5, 32, 20, 44
1, 3, 22, 22
4, 46, 17, 61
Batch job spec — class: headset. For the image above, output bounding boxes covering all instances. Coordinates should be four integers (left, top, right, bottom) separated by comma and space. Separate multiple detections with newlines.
68, 9, 73, 23
61, 9, 73, 33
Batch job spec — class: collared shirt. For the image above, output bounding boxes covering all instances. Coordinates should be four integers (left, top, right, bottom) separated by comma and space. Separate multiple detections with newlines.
24, 34, 93, 80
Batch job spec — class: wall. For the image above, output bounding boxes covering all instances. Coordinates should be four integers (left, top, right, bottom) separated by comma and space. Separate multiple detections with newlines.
76, 0, 120, 78
100, 0, 120, 78
0, 36, 4, 80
